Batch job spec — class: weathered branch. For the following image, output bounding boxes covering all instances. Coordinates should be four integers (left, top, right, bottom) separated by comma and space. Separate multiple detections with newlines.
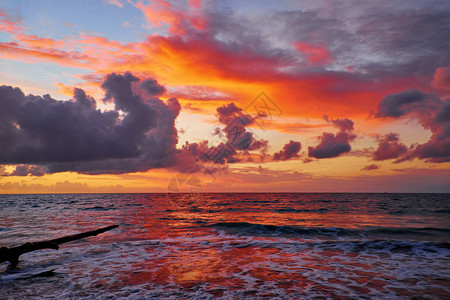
1, 224, 119, 268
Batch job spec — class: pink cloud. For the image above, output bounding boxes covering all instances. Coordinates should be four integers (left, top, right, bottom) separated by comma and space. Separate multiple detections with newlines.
0, 9, 23, 34
105, 0, 123, 8
294, 42, 334, 65
373, 133, 408, 161
432, 66, 450, 90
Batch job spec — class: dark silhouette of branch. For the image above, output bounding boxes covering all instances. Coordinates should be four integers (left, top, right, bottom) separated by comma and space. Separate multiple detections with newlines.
1, 224, 119, 268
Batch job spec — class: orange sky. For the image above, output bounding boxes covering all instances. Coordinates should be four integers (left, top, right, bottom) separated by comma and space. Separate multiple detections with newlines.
0, 0, 449, 193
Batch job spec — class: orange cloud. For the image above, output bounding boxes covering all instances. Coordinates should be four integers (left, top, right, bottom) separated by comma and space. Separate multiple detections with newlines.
133, 0, 207, 34
54, 82, 75, 96
14, 34, 66, 49
1, 27, 423, 120
0, 1, 430, 121
136, 0, 178, 28
0, 41, 91, 68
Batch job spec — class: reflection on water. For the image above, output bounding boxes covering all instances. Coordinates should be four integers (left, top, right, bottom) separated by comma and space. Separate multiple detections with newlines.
0, 193, 449, 298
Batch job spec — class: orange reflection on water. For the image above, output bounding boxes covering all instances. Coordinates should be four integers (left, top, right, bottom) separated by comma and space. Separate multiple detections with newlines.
2, 193, 448, 298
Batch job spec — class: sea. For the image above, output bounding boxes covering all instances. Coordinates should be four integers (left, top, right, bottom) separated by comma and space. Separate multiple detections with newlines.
0, 193, 449, 299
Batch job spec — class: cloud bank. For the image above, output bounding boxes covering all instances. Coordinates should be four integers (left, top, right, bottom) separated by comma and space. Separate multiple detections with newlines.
376, 90, 450, 163
0, 72, 181, 175
1, 73, 305, 176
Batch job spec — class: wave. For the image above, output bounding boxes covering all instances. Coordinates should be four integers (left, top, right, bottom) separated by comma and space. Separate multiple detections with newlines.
80, 205, 116, 211
222, 238, 450, 257
207, 222, 450, 241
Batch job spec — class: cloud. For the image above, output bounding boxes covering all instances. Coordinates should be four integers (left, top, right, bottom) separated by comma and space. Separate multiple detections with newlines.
133, 0, 206, 34
308, 116, 356, 159
352, 5, 450, 77
372, 133, 408, 161
140, 78, 166, 97
273, 140, 301, 161
0, 164, 46, 176
294, 42, 334, 65
181, 103, 206, 113
105, 0, 123, 8
176, 102, 270, 173
167, 85, 233, 101
10, 165, 46, 176
0, 8, 23, 34
2, 1, 449, 119
0, 180, 129, 194
324, 115, 354, 132
216, 103, 267, 152
1, 77, 277, 177
432, 66, 450, 90
413, 101, 450, 162
375, 89, 441, 121
0, 72, 180, 175
361, 164, 379, 171
375, 90, 450, 163
308, 132, 355, 159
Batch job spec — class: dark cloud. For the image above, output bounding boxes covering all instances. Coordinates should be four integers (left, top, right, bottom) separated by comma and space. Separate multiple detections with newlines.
308, 116, 356, 159
216, 103, 267, 152
308, 132, 355, 159
435, 101, 450, 125
376, 90, 441, 120
1, 78, 275, 176
216, 103, 252, 126
140, 78, 166, 97
263, 1, 450, 79
375, 90, 450, 163
373, 133, 408, 161
324, 115, 354, 132
0, 72, 180, 174
361, 164, 379, 171
73, 87, 96, 109
10, 165, 46, 176
273, 140, 301, 161
203, 9, 294, 79
351, 5, 450, 77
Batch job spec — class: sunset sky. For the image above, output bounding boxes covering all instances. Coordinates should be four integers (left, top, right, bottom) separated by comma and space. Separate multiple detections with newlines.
0, 0, 449, 193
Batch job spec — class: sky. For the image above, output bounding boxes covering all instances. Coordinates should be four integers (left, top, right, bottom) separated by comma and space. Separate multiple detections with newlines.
0, 0, 449, 193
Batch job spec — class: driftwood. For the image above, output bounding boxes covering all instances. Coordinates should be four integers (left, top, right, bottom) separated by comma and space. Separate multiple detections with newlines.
0, 224, 119, 268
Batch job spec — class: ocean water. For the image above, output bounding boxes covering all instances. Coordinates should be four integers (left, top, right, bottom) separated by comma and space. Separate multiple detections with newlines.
0, 193, 449, 299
